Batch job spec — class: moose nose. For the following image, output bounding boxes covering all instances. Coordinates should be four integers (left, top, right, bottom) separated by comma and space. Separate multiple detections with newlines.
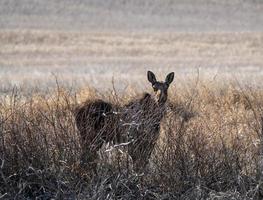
156, 91, 167, 104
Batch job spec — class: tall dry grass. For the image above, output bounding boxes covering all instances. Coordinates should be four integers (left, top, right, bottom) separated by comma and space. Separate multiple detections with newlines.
0, 80, 263, 199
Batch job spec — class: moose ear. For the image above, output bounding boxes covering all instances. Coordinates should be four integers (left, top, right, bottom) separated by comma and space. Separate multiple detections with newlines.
165, 72, 174, 85
147, 71, 157, 84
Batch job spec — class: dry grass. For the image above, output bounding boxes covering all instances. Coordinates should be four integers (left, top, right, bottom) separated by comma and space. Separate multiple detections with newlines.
1, 79, 263, 199
1, 30, 262, 67
1, 1, 263, 198
1, 30, 263, 95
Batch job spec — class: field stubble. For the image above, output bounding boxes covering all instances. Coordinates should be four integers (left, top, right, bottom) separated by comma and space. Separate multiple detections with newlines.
1, 30, 263, 93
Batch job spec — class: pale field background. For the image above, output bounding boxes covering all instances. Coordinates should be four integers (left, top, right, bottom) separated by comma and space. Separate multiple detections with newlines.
0, 0, 263, 93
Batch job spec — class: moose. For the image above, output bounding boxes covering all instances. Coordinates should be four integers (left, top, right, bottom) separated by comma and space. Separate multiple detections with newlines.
75, 71, 174, 172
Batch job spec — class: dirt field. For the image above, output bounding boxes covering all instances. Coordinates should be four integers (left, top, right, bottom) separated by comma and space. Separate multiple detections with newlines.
0, 0, 263, 93
1, 30, 263, 93
1, 0, 263, 31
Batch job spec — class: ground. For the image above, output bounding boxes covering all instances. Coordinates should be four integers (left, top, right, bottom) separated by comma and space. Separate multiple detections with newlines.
0, 0, 263, 93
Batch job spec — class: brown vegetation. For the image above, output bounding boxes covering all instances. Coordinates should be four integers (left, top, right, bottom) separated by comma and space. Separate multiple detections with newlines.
0, 79, 263, 199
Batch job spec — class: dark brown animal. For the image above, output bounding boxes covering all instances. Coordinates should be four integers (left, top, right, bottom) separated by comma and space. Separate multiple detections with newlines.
75, 100, 120, 170
75, 71, 174, 171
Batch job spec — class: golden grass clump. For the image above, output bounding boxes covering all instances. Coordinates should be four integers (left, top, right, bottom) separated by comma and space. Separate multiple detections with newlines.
0, 80, 263, 199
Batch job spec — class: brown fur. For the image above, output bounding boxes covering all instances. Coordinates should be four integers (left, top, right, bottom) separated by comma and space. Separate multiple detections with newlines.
75, 99, 120, 169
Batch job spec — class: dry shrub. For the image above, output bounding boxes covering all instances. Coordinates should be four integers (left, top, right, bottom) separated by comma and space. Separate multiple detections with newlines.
0, 81, 263, 199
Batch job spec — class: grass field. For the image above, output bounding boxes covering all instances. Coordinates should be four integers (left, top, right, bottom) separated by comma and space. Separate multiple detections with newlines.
1, 30, 263, 199
1, 30, 263, 94
1, 0, 263, 199
1, 80, 263, 199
